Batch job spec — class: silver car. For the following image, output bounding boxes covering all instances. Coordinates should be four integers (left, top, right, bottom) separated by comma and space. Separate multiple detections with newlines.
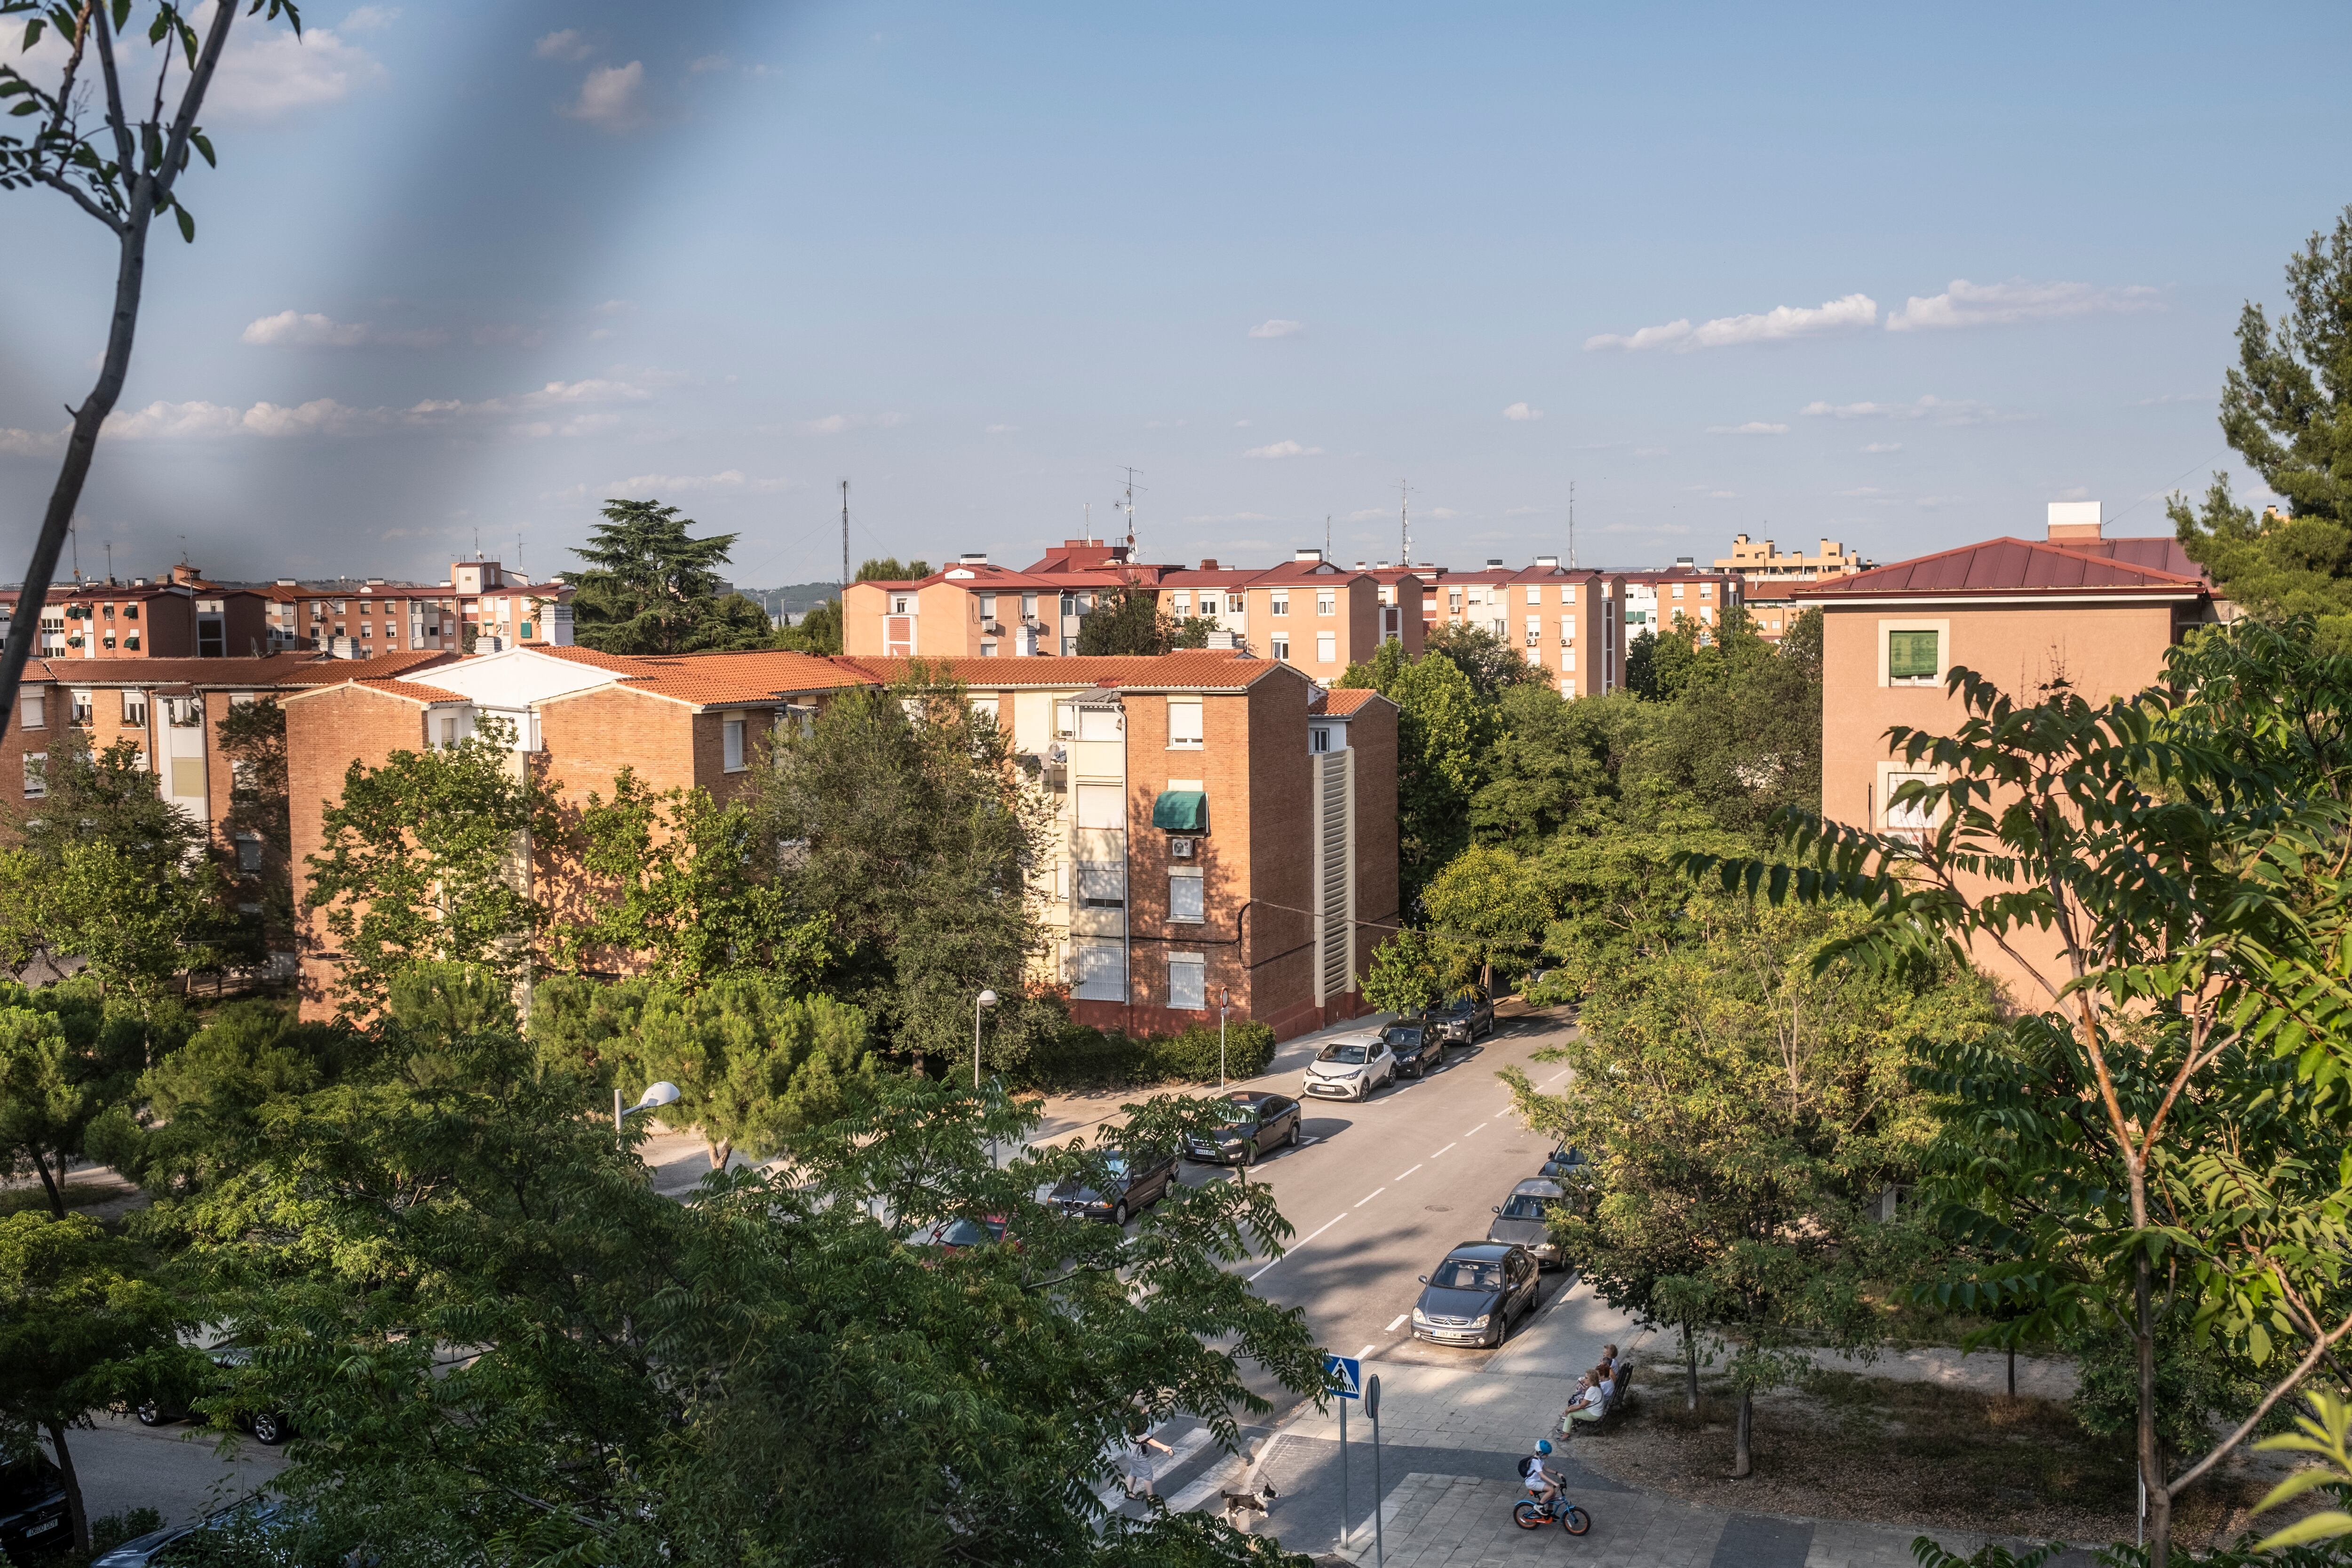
1486, 1177, 1566, 1268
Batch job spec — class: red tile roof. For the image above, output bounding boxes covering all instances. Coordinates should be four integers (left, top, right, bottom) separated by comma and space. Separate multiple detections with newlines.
22, 650, 455, 687
1795, 537, 2212, 599
1314, 688, 1389, 716
357, 678, 469, 704
608, 650, 874, 705
845, 651, 1282, 692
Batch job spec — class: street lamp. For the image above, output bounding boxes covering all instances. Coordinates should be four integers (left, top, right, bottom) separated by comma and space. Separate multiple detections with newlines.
614, 1080, 681, 1145
974, 988, 999, 1090
1218, 986, 1232, 1090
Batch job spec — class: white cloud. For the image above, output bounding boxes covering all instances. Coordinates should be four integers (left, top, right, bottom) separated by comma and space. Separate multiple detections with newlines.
1244, 439, 1322, 459
1862, 441, 1903, 453
603, 470, 748, 492
564, 61, 645, 130
1838, 486, 1893, 498
239, 310, 445, 348
808, 414, 851, 434
1706, 421, 1788, 436
341, 5, 399, 29
2135, 392, 2209, 406
1632, 446, 1669, 458
1502, 402, 1544, 422
1802, 395, 2010, 426
0, 426, 67, 457
534, 29, 592, 61
80, 377, 655, 445
1585, 293, 1876, 352
207, 27, 384, 119
687, 54, 730, 73
984, 423, 1016, 434
594, 299, 634, 317
1886, 278, 2161, 333
103, 398, 372, 439
1248, 319, 1303, 340
2055, 485, 2091, 501
1707, 490, 1738, 499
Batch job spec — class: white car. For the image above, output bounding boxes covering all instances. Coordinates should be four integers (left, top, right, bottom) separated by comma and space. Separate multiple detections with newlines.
1304, 1033, 1397, 1100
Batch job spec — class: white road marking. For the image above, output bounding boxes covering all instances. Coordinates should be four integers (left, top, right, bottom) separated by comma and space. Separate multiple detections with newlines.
1395, 1162, 1423, 1180
1384, 1313, 1409, 1331
1353, 1187, 1388, 1207
1430, 1141, 1457, 1158
1248, 1212, 1344, 1281
1358, 1343, 1376, 1358
1546, 1071, 1572, 1088
1298, 1137, 1322, 1146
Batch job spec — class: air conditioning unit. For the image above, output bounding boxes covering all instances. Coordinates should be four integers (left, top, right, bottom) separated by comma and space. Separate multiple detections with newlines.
1170, 836, 1196, 860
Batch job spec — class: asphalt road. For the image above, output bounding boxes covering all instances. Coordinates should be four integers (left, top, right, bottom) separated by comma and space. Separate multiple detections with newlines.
43, 1413, 287, 1532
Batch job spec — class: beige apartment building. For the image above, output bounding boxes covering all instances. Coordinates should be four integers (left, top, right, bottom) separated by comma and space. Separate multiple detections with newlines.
1716, 533, 1869, 588
262, 559, 574, 658
1798, 501, 2226, 1003
1415, 557, 1629, 696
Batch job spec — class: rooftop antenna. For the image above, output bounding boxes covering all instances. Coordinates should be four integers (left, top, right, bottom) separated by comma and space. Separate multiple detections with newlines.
840, 479, 850, 591
474, 527, 482, 561
1399, 478, 1414, 565
1117, 466, 1145, 556
1083, 501, 1091, 543
1325, 514, 1332, 559
70, 519, 80, 584
1568, 480, 1577, 570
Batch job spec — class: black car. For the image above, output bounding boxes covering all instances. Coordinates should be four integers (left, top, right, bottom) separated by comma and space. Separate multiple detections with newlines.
135, 1346, 293, 1445
1051, 1150, 1178, 1225
1410, 1242, 1542, 1347
1537, 1143, 1587, 1181
1486, 1178, 1566, 1268
1382, 1021, 1446, 1078
1423, 992, 1495, 1044
1183, 1092, 1302, 1166
0, 1455, 71, 1562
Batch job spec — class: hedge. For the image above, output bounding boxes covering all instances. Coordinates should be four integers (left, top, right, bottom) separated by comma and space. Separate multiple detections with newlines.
1021, 1018, 1278, 1091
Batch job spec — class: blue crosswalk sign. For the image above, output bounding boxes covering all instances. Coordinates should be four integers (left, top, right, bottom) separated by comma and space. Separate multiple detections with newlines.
1323, 1353, 1362, 1400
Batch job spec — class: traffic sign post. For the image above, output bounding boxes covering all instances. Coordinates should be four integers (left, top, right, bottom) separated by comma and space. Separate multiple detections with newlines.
1367, 1373, 1385, 1568
1323, 1354, 1360, 1552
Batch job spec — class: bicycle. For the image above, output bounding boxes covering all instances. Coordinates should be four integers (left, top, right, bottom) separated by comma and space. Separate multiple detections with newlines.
1512, 1489, 1591, 1534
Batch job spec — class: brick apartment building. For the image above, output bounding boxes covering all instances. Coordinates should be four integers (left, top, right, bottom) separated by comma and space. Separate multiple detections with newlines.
1618, 564, 1743, 643
1, 563, 278, 661
1413, 557, 1629, 698
262, 558, 575, 657
1798, 501, 2228, 1003
852, 652, 1399, 1041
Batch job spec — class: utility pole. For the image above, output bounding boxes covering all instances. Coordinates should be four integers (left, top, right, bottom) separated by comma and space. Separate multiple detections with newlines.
103, 541, 112, 584
1117, 467, 1145, 556
1325, 514, 1332, 560
1398, 478, 1413, 565
840, 479, 850, 592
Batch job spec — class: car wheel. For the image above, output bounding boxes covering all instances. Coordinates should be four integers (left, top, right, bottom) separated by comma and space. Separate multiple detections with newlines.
251, 1413, 288, 1446
1235, 1143, 1253, 1170
136, 1401, 164, 1427
1112, 1199, 1128, 1226
1283, 1118, 1299, 1148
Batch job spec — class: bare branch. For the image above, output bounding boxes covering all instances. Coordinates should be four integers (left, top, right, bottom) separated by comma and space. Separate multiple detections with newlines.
32, 167, 125, 234
154, 0, 237, 203
87, 0, 134, 174
2168, 1304, 2352, 1496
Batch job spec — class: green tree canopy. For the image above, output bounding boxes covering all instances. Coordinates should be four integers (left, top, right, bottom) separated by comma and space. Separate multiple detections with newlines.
1074, 585, 1216, 655
571, 499, 770, 654
856, 556, 931, 582
0, 982, 152, 1217
1418, 844, 1553, 995
1337, 641, 1494, 899
773, 595, 843, 654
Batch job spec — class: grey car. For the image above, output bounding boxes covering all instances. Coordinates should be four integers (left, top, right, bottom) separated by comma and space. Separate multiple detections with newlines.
1486, 1177, 1567, 1268
1410, 1242, 1542, 1347
1423, 993, 1494, 1044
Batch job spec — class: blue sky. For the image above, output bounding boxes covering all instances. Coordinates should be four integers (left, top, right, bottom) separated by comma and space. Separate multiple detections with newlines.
2, 1, 2345, 587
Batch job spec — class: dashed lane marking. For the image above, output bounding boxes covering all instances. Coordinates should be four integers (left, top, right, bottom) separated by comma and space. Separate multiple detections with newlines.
1353, 1187, 1388, 1207
1248, 1211, 1344, 1281
1384, 1313, 1409, 1331
1395, 1162, 1423, 1180
1430, 1141, 1457, 1158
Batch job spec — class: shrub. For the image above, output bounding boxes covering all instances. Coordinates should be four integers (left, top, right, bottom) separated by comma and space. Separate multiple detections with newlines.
1019, 1024, 1148, 1090
1145, 1021, 1275, 1083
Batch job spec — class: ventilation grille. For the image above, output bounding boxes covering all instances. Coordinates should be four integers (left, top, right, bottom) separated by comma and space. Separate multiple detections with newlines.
1318, 757, 1350, 998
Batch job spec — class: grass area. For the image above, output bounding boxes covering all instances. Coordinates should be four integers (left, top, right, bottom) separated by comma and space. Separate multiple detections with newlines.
1574, 1369, 2270, 1551
0, 1177, 131, 1218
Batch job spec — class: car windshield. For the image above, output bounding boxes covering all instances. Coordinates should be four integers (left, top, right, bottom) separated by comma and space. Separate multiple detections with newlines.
938, 1218, 996, 1247
0, 1460, 57, 1507
1432, 1259, 1504, 1291
1319, 1043, 1371, 1064
1500, 1196, 1549, 1220
1380, 1027, 1421, 1049
1441, 999, 1475, 1016
1212, 1101, 1260, 1126
1102, 1154, 1128, 1175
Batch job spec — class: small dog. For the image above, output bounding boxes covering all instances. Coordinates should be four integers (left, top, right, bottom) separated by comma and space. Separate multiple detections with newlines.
1219, 1480, 1278, 1527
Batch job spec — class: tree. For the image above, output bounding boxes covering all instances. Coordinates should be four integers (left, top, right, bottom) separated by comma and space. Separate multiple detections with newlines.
1503, 896, 1988, 1476
773, 595, 843, 654
1074, 585, 1217, 655
153, 1016, 1322, 1567
856, 556, 931, 582
1624, 628, 1660, 699
1418, 844, 1553, 995
0, 733, 231, 1000
0, 1212, 192, 1556
1338, 642, 1496, 900
570, 499, 769, 654
302, 719, 541, 1018
1685, 620, 2352, 1565
1360, 927, 1442, 1015
1622, 607, 1823, 834
0, 0, 303, 741
558, 769, 830, 990
216, 696, 290, 949
2170, 207, 2352, 646
1421, 622, 1544, 701
0, 984, 146, 1217
750, 667, 1061, 1068
1469, 684, 1626, 851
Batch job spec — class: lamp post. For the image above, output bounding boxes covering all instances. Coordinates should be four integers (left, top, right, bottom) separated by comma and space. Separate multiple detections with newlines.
1217, 986, 1231, 1089
974, 988, 999, 1090
614, 1080, 681, 1150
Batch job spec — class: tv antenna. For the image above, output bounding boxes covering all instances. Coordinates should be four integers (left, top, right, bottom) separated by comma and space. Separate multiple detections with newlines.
1117, 466, 1146, 556
1568, 480, 1577, 570
1325, 514, 1332, 560
840, 480, 851, 590
1398, 478, 1415, 565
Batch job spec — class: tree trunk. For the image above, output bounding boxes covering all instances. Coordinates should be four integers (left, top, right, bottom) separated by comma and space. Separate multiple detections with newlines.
1683, 1321, 1700, 1412
29, 1147, 66, 1220
45, 1417, 88, 1557
2006, 1342, 2016, 1399
2137, 1252, 2172, 1565
1731, 1390, 1753, 1478
707, 1137, 731, 1170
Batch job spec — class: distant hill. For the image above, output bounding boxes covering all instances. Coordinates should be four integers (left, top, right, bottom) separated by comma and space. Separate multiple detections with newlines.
738, 581, 843, 621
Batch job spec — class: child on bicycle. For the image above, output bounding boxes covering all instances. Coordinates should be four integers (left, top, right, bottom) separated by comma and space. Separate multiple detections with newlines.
1518, 1438, 1565, 1514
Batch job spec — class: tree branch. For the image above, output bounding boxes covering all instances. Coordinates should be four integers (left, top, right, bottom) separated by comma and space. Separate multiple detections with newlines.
2168, 1304, 2352, 1496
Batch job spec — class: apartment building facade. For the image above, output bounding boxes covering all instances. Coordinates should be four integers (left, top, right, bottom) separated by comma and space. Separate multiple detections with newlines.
1798, 501, 2226, 1003
1414, 557, 1629, 698
1, 574, 277, 661
1620, 566, 1742, 641
264, 559, 575, 657
850, 652, 1399, 1041
1715, 533, 1870, 589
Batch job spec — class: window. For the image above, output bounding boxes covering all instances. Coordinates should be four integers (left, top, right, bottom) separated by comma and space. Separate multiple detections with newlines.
723, 716, 747, 772
1168, 698, 1203, 749
1448, 590, 1462, 613
1061, 636, 1079, 655
1310, 725, 1331, 754
1671, 583, 1685, 598
123, 603, 137, 621
977, 593, 997, 621
1316, 632, 1336, 663
438, 713, 462, 746
1888, 629, 1939, 683
1076, 863, 1125, 909
1022, 592, 1040, 620
1316, 590, 1336, 616
1077, 704, 1121, 741
891, 594, 913, 614
1271, 636, 1290, 662
1700, 583, 1714, 597
1270, 591, 1290, 617
1525, 585, 1541, 605
23, 753, 45, 798
235, 833, 265, 872
1885, 770, 1939, 834
70, 691, 92, 725
1169, 870, 1204, 923
19, 691, 41, 729
969, 695, 1000, 727
121, 691, 147, 725
1168, 954, 1207, 1010
1226, 594, 1245, 615
1562, 583, 1577, 603
1055, 700, 1078, 739
1525, 615, 1541, 648
1060, 591, 1078, 617
1169, 592, 1192, 617
1560, 615, 1576, 645
1070, 938, 1126, 1001
1074, 782, 1125, 829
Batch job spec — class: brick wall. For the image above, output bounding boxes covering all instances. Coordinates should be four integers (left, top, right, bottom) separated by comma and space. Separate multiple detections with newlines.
1347, 701, 1401, 976
284, 685, 432, 1018
1245, 671, 1319, 1039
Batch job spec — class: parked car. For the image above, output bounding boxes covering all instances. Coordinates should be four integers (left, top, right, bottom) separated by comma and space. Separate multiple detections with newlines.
920, 1215, 1014, 1251
1486, 1177, 1566, 1267
1410, 1242, 1543, 1347
1304, 1034, 1397, 1100
0, 1455, 70, 1563
1051, 1149, 1178, 1225
1537, 1144, 1586, 1181
92, 1499, 285, 1568
1184, 1091, 1302, 1165
1382, 1020, 1446, 1078
1423, 992, 1495, 1044
134, 1345, 293, 1445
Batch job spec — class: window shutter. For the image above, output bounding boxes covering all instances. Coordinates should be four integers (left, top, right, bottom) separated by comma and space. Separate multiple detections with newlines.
1888, 630, 1939, 679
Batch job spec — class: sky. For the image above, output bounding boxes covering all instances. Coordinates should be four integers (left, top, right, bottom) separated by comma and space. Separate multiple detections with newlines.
2, 1, 2347, 589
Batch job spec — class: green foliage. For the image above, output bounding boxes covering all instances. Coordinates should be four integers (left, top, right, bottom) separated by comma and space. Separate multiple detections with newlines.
1503, 895, 1991, 1473
0, 982, 150, 1218
0, 1212, 193, 1555
215, 694, 292, 955
1418, 844, 1553, 993
2070, 1313, 2257, 1464
559, 769, 831, 989
1072, 584, 1219, 656
531, 974, 875, 1166
1625, 627, 1659, 698
748, 667, 1061, 1067
2252, 1390, 2352, 1552
773, 594, 843, 654
856, 556, 931, 582
1144, 1019, 1276, 1082
570, 498, 770, 654
151, 1023, 1323, 1567
1338, 639, 1494, 897
1621, 607, 1823, 835
302, 717, 541, 1018
1469, 684, 1629, 851
1014, 1019, 1276, 1090
1360, 927, 1442, 1015
1421, 622, 1546, 700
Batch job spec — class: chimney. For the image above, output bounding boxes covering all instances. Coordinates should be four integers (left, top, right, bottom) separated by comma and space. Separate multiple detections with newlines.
2047, 501, 2104, 541
1199, 558, 1219, 571
1534, 554, 1560, 570
1294, 548, 1323, 563
1675, 555, 1695, 571
959, 551, 989, 565
1485, 557, 1504, 568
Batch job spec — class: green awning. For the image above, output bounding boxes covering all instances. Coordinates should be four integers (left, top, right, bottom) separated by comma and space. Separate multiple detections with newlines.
1152, 789, 1208, 832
